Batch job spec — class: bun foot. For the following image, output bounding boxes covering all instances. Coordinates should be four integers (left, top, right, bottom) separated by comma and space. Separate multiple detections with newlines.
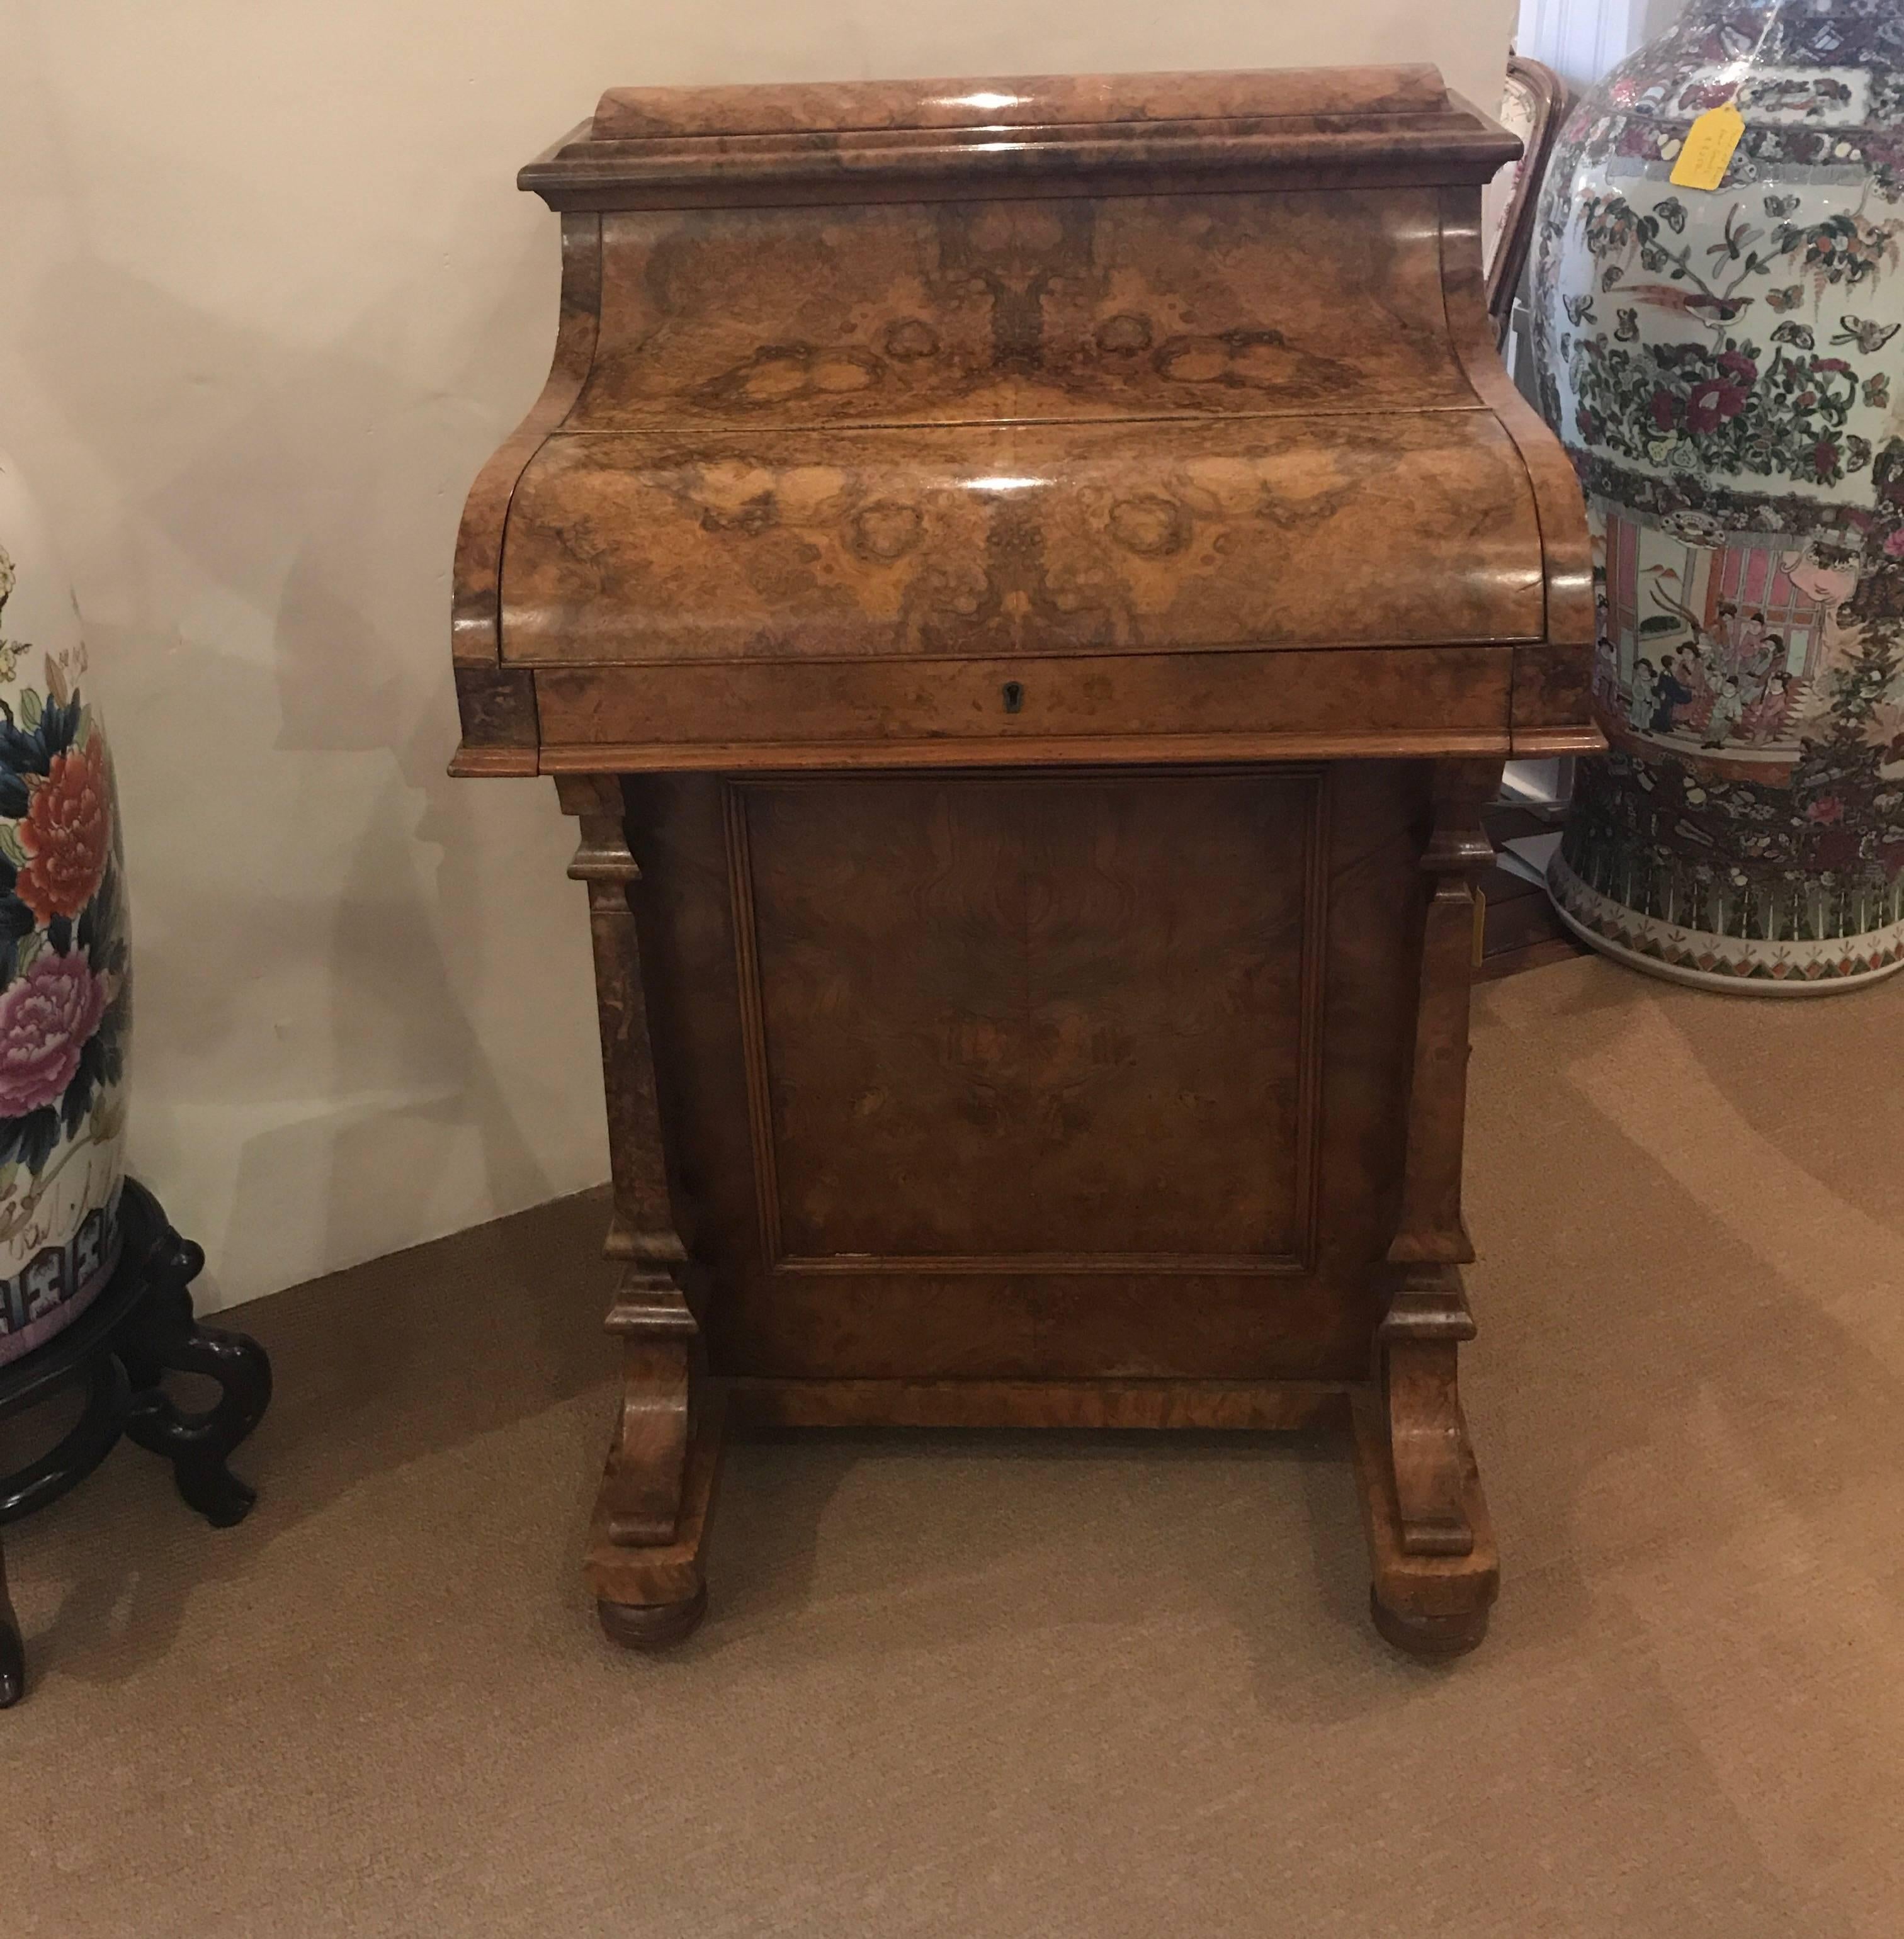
1369, 1586, 1490, 1661
598, 1582, 708, 1652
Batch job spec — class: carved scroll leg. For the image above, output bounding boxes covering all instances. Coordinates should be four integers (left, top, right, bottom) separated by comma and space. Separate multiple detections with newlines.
1354, 759, 1502, 1660
603, 1282, 693, 1549
591, 1338, 727, 1654
560, 777, 725, 1652
590, 1258, 723, 1654
1382, 1267, 1477, 1560
1353, 1267, 1497, 1660
1351, 1380, 1497, 1663
0, 1534, 22, 1708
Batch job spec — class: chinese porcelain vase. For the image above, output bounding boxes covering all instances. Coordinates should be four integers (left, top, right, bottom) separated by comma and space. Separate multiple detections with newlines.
0, 454, 128, 1366
1534, 0, 1904, 990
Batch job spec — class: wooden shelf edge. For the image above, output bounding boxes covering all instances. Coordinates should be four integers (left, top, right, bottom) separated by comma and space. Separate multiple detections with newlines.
725, 1376, 1354, 1432
535, 731, 1518, 774
450, 742, 540, 778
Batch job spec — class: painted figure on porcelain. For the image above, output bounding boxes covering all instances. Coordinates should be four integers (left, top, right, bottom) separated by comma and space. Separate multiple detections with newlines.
1534, 0, 1904, 988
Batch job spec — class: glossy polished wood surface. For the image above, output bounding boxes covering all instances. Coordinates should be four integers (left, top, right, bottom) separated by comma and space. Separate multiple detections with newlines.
566, 191, 1471, 427
502, 416, 1544, 664
451, 66, 1599, 1661
524, 67, 1520, 212
455, 72, 1593, 779
590, 66, 1454, 141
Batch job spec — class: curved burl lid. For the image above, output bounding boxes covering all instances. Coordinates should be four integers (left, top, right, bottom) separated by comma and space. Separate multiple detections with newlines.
522, 65, 1518, 208
450, 65, 1594, 777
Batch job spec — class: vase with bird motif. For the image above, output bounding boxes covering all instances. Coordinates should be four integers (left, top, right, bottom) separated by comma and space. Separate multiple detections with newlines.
1533, 0, 1904, 990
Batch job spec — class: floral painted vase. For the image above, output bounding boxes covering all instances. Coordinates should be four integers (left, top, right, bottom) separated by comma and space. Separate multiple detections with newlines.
1533, 0, 1904, 990
0, 454, 128, 1367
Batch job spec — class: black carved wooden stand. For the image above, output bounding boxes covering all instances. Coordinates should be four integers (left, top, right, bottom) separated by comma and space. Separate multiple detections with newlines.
0, 1179, 271, 1706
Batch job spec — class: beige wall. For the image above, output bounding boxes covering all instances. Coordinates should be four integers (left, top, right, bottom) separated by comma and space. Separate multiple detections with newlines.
0, 1, 1516, 1311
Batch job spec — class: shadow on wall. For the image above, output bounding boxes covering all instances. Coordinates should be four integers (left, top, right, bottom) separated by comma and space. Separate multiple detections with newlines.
16, 205, 606, 1307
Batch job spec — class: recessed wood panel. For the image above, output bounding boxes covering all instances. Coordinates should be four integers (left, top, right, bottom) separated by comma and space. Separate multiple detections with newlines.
626, 761, 1425, 1385
725, 771, 1325, 1267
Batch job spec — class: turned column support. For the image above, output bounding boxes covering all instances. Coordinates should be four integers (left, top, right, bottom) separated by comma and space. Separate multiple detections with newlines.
1355, 758, 1502, 1656
1381, 758, 1499, 1553
1387, 759, 1499, 1272
557, 776, 701, 1563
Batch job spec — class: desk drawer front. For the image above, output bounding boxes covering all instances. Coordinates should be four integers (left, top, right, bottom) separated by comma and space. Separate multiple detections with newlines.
536, 645, 1510, 759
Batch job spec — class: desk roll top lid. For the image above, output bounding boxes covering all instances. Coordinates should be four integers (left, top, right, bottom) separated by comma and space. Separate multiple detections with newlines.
450, 65, 1597, 777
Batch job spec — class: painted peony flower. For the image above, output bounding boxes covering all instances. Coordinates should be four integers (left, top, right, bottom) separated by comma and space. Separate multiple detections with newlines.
16, 735, 110, 924
1685, 378, 1748, 434
0, 947, 107, 1119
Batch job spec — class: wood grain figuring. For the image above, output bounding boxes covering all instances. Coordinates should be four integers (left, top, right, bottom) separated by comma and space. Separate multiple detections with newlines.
571, 193, 1475, 430
617, 764, 1424, 1388
591, 67, 1454, 142
450, 64, 1599, 1659
501, 416, 1544, 665
728, 771, 1325, 1266
523, 71, 1518, 214
1436, 185, 1603, 754
453, 213, 601, 669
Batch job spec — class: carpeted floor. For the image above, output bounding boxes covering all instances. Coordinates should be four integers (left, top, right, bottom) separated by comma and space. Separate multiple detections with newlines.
5, 953, 1903, 1938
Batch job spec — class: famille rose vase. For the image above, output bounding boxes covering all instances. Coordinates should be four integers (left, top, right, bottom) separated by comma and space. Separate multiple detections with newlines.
1533, 0, 1904, 991
0, 454, 128, 1367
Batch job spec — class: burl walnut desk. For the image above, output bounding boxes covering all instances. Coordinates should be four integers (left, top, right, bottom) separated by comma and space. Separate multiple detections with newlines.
450, 66, 1599, 1659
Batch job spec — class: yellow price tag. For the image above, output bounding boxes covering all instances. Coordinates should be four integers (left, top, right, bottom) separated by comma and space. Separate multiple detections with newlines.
1671, 103, 1746, 191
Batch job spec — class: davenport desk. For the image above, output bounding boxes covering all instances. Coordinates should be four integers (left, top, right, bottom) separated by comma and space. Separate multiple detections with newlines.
450, 67, 1598, 1659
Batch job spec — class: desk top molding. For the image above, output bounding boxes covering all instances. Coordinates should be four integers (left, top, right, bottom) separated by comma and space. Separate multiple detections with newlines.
522, 66, 1520, 211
